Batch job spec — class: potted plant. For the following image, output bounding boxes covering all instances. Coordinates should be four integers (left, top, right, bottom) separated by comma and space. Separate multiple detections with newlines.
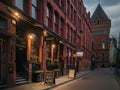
30, 55, 40, 64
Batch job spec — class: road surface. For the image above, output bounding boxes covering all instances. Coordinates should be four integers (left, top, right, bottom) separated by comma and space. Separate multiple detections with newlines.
52, 68, 119, 90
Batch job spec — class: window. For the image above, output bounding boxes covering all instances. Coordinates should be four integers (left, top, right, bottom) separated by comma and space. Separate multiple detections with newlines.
60, 0, 64, 10
60, 18, 64, 37
0, 18, 7, 30
74, 10, 76, 24
15, 0, 24, 10
66, 25, 69, 40
54, 12, 58, 33
69, 28, 72, 42
96, 19, 100, 25
46, 43, 51, 58
67, 0, 70, 17
102, 53, 105, 61
71, 6, 73, 20
46, 5, 52, 28
73, 31, 76, 44
71, 29, 73, 43
92, 30, 105, 36
32, 0, 38, 19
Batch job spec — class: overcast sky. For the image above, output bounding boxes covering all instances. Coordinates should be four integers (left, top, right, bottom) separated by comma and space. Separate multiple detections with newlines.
83, 0, 120, 38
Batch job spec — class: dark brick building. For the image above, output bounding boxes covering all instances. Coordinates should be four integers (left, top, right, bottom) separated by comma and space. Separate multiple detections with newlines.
91, 4, 111, 67
0, 0, 92, 87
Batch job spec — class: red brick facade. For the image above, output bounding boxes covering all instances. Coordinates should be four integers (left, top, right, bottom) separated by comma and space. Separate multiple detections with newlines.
0, 0, 92, 86
91, 4, 111, 67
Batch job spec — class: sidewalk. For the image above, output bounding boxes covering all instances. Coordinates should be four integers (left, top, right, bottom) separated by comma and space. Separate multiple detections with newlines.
4, 70, 90, 90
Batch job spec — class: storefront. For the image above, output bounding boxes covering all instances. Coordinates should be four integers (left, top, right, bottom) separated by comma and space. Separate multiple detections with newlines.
16, 19, 44, 82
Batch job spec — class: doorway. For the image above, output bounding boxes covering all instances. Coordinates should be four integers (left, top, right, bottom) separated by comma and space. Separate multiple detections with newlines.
16, 23, 28, 78
0, 37, 7, 82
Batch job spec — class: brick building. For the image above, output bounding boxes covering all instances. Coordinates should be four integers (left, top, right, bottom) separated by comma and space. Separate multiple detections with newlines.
0, 0, 92, 87
91, 4, 111, 67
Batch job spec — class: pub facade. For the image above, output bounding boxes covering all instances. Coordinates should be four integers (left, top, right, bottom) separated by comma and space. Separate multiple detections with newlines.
0, 0, 92, 87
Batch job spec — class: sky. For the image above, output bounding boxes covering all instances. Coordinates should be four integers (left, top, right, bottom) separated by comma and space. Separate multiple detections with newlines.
83, 0, 120, 38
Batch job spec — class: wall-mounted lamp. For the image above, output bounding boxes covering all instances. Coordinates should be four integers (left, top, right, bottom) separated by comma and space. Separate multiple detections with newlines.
11, 19, 16, 25
43, 30, 47, 36
52, 44, 56, 48
28, 34, 35, 40
14, 12, 19, 17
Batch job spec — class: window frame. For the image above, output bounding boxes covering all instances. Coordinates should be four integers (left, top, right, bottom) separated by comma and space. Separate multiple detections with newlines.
32, 0, 38, 20
46, 5, 52, 28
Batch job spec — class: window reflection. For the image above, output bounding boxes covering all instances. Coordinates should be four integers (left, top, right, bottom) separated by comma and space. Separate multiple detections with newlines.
32, 0, 38, 19
15, 0, 24, 10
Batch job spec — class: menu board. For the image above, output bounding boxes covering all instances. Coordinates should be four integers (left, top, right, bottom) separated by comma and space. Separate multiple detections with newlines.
68, 69, 75, 78
44, 71, 55, 85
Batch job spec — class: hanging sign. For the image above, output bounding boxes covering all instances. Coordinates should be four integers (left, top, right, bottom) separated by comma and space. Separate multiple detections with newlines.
44, 36, 55, 42
76, 52, 83, 57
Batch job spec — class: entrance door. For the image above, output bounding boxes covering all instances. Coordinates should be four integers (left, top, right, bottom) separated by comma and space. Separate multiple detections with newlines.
16, 38, 27, 73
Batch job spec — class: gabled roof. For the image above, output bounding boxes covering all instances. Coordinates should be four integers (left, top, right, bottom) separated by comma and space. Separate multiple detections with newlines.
91, 4, 110, 23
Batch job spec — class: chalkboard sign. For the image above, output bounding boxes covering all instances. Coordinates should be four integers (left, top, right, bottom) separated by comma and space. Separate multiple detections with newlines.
68, 69, 76, 78
44, 71, 55, 85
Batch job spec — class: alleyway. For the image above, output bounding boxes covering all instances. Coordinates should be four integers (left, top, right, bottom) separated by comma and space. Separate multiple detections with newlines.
52, 68, 119, 90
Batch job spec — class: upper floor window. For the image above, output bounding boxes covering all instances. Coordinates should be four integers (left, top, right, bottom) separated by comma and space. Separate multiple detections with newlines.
60, 18, 64, 37
92, 30, 105, 36
74, 10, 76, 24
69, 28, 72, 42
15, 0, 24, 10
60, 0, 64, 8
96, 19, 100, 25
71, 6, 73, 20
67, 0, 70, 17
0, 17, 7, 30
32, 0, 38, 19
54, 12, 59, 33
46, 4, 52, 28
66, 25, 69, 40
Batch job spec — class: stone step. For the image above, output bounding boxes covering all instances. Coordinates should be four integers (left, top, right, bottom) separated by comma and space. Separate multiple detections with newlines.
16, 74, 29, 85
0, 82, 8, 89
